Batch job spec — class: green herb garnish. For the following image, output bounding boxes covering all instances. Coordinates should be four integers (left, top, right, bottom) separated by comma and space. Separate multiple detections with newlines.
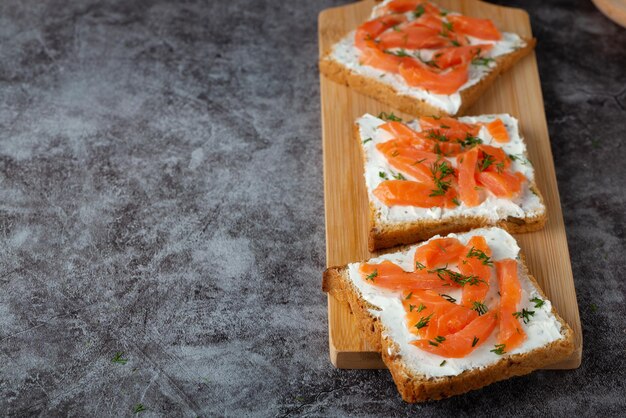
429, 159, 454, 197
440, 360, 447, 366
365, 270, 378, 282
379, 171, 389, 180
466, 247, 493, 266
513, 308, 535, 324
530, 296, 544, 308
452, 197, 461, 206
112, 352, 128, 365
133, 404, 146, 414
491, 344, 506, 355
383, 48, 411, 58
392, 171, 407, 180
415, 261, 426, 270
378, 111, 402, 122
362, 137, 372, 144
416, 303, 426, 313
415, 313, 433, 329
472, 301, 488, 316
413, 4, 425, 18
472, 336, 479, 347
472, 57, 495, 66
479, 152, 496, 172
459, 134, 482, 148
429, 266, 485, 286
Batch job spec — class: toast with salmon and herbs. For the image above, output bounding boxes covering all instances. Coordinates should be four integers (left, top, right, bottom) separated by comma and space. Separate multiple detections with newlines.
356, 112, 546, 250
319, 0, 536, 117
323, 227, 574, 402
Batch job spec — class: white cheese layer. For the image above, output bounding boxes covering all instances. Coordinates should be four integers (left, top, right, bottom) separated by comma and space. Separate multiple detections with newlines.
357, 113, 545, 224
328, 1, 526, 114
346, 227, 565, 378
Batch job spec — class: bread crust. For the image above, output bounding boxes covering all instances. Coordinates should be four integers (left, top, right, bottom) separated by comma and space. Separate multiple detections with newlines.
352, 123, 547, 251
322, 255, 575, 402
319, 38, 537, 118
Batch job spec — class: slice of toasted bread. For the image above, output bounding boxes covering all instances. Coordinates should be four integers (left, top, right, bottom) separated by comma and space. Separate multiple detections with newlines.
322, 227, 575, 402
355, 113, 547, 251
319, 1, 536, 117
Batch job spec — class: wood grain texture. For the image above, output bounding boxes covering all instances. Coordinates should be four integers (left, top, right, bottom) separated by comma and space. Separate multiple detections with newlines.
320, 0, 583, 369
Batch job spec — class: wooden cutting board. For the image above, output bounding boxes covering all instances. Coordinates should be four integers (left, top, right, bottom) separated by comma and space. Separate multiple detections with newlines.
319, 0, 583, 369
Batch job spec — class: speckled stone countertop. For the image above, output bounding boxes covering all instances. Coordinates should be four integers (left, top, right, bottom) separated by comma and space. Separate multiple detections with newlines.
0, 0, 624, 416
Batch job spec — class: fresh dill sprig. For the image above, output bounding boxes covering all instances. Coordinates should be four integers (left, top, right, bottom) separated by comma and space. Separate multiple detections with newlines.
490, 344, 506, 355
365, 270, 378, 282
472, 301, 488, 316
112, 352, 128, 365
466, 247, 493, 266
530, 296, 545, 308
513, 308, 535, 324
414, 313, 433, 329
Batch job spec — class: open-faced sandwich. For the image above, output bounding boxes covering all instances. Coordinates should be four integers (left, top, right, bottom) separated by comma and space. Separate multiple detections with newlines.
323, 227, 574, 402
356, 112, 546, 250
320, 0, 536, 116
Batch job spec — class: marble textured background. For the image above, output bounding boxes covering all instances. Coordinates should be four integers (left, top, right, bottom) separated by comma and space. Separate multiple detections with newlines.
0, 0, 624, 416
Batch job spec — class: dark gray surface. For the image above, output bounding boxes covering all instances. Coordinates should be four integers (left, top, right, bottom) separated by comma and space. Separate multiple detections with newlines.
0, 0, 624, 416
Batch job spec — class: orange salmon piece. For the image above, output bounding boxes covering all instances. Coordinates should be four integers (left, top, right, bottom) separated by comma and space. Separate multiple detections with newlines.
378, 23, 445, 50
486, 118, 510, 143
376, 141, 439, 184
403, 290, 478, 339
419, 116, 481, 141
456, 147, 480, 206
399, 61, 469, 95
447, 15, 502, 41
459, 236, 493, 307
432, 44, 493, 69
360, 44, 411, 73
411, 312, 498, 358
386, 1, 441, 15
373, 180, 455, 208
478, 144, 510, 171
359, 261, 459, 291
379, 121, 434, 150
477, 171, 525, 198
355, 15, 407, 50
495, 259, 527, 351
414, 237, 465, 269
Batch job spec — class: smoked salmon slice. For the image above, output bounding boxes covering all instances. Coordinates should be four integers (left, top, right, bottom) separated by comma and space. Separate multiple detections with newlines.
419, 116, 481, 141
373, 180, 457, 208
385, 0, 441, 15
477, 171, 525, 198
486, 118, 510, 143
360, 44, 412, 73
495, 259, 527, 351
411, 312, 498, 358
378, 23, 446, 50
359, 261, 461, 290
458, 236, 493, 307
376, 142, 439, 184
457, 147, 480, 206
355, 15, 407, 50
447, 15, 502, 41
403, 290, 478, 339
432, 44, 493, 69
414, 237, 465, 269
399, 61, 469, 95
